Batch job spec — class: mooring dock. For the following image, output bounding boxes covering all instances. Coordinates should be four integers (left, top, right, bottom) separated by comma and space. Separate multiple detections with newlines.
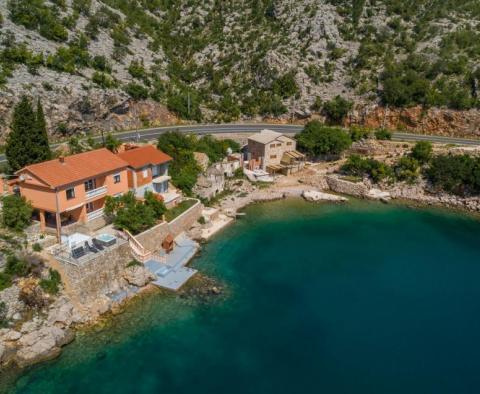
144, 234, 199, 291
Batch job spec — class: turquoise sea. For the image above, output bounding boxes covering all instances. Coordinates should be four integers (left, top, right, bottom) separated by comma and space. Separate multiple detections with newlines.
3, 199, 480, 393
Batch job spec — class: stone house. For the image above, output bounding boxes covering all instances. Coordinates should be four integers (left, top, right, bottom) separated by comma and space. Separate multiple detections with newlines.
247, 129, 305, 174
193, 166, 225, 200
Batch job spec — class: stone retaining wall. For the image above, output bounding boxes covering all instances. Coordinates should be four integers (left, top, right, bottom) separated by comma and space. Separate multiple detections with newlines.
58, 199, 203, 302
326, 175, 369, 197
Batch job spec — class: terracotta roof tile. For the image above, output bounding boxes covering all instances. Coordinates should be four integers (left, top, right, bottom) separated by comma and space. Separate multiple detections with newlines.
117, 145, 172, 169
17, 148, 128, 188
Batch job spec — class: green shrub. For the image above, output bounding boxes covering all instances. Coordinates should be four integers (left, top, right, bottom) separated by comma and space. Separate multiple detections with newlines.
125, 83, 149, 100
296, 121, 352, 157
92, 72, 116, 88
375, 129, 392, 140
32, 243, 42, 252
426, 154, 480, 196
144, 190, 167, 218
0, 301, 8, 327
341, 154, 393, 183
0, 273, 13, 291
322, 96, 353, 124
411, 141, 433, 163
272, 71, 298, 98
1, 195, 33, 231
394, 156, 419, 182
105, 192, 160, 234
5, 255, 29, 277
350, 126, 371, 141
166, 89, 202, 121
39, 269, 61, 295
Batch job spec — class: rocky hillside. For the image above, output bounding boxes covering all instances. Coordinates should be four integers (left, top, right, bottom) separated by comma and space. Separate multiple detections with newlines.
0, 0, 479, 139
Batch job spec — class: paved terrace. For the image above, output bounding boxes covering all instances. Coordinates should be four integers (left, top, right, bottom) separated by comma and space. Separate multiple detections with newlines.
144, 234, 199, 291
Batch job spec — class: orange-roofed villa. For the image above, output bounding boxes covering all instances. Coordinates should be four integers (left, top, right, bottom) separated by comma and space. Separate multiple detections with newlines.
117, 145, 180, 207
13, 148, 130, 239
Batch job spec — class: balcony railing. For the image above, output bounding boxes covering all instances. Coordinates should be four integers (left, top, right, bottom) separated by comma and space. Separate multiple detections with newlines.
86, 208, 104, 222
85, 186, 107, 200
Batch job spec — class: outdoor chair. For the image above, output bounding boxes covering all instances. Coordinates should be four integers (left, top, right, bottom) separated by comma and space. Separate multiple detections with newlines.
85, 241, 98, 253
71, 246, 85, 259
92, 238, 105, 251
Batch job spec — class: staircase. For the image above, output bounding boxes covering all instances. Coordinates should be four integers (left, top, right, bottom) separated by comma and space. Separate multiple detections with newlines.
124, 230, 166, 264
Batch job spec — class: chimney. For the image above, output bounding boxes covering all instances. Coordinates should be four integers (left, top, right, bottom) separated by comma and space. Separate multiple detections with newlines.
59, 156, 65, 164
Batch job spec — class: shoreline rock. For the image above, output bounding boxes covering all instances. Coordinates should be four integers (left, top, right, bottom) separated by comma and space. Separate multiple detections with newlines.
302, 190, 348, 202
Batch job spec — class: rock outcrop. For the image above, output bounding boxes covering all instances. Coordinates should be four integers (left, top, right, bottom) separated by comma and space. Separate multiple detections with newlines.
348, 106, 480, 139
303, 190, 348, 202
122, 265, 156, 288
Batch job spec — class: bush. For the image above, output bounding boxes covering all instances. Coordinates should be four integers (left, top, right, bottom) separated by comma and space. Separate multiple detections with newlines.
1, 194, 33, 231
322, 96, 353, 124
350, 126, 371, 141
157, 132, 201, 194
394, 156, 419, 183
105, 192, 161, 234
426, 154, 480, 196
32, 243, 42, 252
0, 301, 8, 327
144, 190, 167, 218
375, 129, 392, 140
296, 121, 352, 157
0, 273, 13, 291
411, 141, 433, 163
39, 269, 61, 295
92, 72, 116, 89
5, 255, 30, 277
125, 82, 149, 100
341, 154, 393, 183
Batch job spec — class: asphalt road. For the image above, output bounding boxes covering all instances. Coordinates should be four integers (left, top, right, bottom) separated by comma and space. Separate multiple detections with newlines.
1, 123, 479, 164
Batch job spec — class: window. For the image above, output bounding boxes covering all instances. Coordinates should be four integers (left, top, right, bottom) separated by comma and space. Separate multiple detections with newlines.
142, 169, 148, 177
86, 202, 94, 213
270, 144, 276, 148
113, 173, 121, 184
84, 179, 96, 191
286, 142, 293, 146
270, 155, 277, 159
276, 143, 282, 147
66, 188, 75, 200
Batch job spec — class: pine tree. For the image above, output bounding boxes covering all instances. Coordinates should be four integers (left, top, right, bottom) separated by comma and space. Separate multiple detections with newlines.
5, 96, 37, 172
33, 99, 52, 162
5, 97, 52, 173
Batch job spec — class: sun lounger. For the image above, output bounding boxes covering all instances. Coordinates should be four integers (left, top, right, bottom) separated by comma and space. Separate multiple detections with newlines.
71, 246, 85, 259
92, 238, 105, 251
85, 241, 98, 253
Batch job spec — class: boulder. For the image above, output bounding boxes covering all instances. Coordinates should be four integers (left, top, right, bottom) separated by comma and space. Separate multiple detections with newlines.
303, 190, 348, 202
123, 266, 156, 288
366, 189, 392, 202
15, 326, 74, 368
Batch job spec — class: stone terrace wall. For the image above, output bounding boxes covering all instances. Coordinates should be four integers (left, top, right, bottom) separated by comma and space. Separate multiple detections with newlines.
57, 199, 203, 301
326, 175, 368, 197
136, 199, 203, 251
59, 242, 131, 302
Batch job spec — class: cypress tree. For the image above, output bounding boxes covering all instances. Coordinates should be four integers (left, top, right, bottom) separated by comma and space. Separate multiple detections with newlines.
33, 99, 52, 162
5, 96, 37, 172
5, 96, 52, 173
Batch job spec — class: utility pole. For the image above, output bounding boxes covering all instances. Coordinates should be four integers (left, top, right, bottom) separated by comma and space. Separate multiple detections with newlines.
187, 92, 191, 116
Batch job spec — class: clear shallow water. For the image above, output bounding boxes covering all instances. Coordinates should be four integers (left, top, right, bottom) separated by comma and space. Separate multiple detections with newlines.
4, 200, 480, 394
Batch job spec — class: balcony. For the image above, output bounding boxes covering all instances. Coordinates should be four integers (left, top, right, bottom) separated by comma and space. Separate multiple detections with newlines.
85, 186, 107, 200
86, 208, 104, 222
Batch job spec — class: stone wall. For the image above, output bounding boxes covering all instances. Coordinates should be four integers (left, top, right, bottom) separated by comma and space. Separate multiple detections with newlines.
56, 199, 203, 302
59, 241, 131, 302
326, 175, 369, 197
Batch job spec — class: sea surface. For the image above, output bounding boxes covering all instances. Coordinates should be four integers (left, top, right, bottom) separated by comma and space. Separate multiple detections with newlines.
3, 199, 480, 394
